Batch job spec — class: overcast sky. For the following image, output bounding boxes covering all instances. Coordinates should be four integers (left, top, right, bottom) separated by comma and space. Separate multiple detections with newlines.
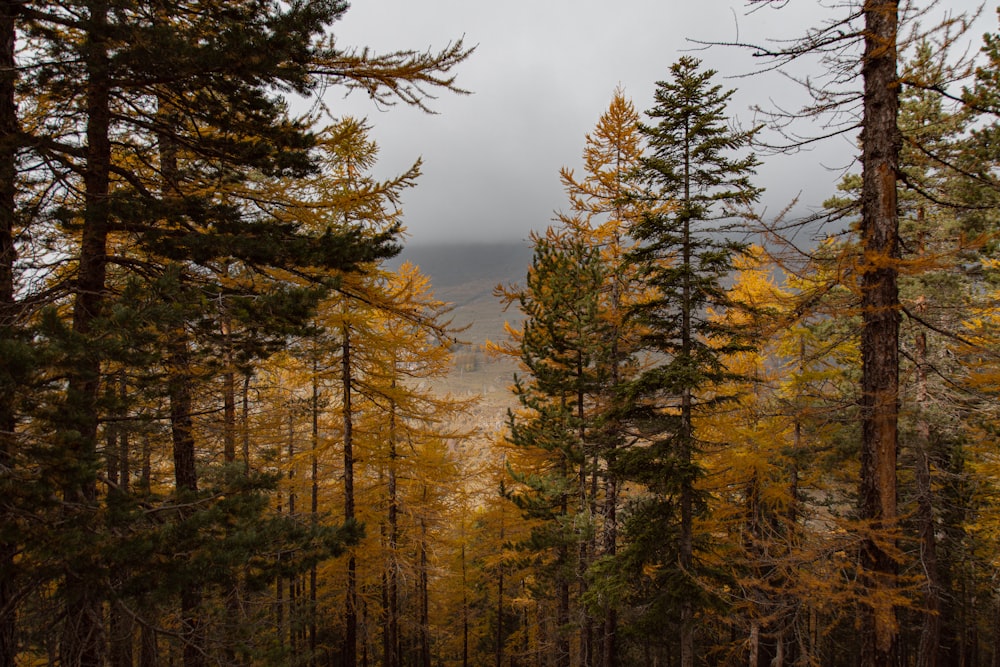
325, 1, 992, 244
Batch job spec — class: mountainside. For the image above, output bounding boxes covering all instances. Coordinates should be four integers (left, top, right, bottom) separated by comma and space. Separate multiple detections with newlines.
391, 241, 532, 347
390, 241, 535, 433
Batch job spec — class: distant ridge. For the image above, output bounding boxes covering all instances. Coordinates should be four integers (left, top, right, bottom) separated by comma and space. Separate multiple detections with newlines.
387, 241, 534, 350
389, 241, 533, 290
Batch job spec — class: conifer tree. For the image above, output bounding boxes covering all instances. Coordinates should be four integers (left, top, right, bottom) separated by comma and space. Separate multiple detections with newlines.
1, 1, 470, 661
621, 56, 759, 667
504, 228, 609, 667
557, 88, 649, 667
732, 5, 980, 661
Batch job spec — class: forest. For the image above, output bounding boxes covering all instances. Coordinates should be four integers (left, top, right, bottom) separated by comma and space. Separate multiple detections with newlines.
2, 1, 1000, 666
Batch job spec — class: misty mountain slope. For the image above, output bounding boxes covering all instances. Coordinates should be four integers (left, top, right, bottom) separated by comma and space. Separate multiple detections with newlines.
387, 242, 534, 430
390, 241, 533, 346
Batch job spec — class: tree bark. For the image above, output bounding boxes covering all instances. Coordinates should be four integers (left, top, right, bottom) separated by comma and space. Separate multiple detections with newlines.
169, 338, 205, 667
62, 1, 112, 662
858, 2, 901, 666
0, 1, 18, 663
914, 324, 941, 667
311, 360, 320, 667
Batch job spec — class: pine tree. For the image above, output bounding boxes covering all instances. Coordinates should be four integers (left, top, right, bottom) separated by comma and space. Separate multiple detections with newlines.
621, 55, 760, 667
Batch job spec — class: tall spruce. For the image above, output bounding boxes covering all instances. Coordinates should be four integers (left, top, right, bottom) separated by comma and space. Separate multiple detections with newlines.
504, 228, 610, 667
622, 56, 760, 667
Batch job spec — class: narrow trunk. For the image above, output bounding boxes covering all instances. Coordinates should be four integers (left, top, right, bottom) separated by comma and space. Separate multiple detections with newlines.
557, 566, 570, 667
222, 310, 236, 465
495, 494, 505, 667
118, 375, 129, 493
557, 449, 571, 667
220, 305, 241, 665
462, 540, 470, 667
915, 326, 941, 667
159, 104, 203, 667
140, 433, 152, 496
602, 245, 623, 667
242, 372, 251, 472
62, 2, 112, 662
287, 409, 297, 654
169, 338, 204, 667
386, 395, 399, 667
276, 485, 285, 652
169, 343, 198, 494
139, 617, 160, 667
342, 325, 358, 666
419, 513, 431, 667
858, 3, 901, 666
108, 374, 134, 667
577, 353, 593, 667
0, 2, 16, 658
311, 360, 320, 667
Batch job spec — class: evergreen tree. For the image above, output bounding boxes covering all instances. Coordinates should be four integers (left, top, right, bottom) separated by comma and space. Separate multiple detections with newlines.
620, 56, 760, 667
502, 228, 610, 667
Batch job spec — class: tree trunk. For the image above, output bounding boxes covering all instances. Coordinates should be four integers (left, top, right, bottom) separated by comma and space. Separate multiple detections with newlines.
679, 126, 696, 667
168, 340, 198, 495
419, 514, 431, 667
62, 1, 112, 662
462, 540, 470, 667
242, 372, 251, 472
557, 451, 571, 667
169, 338, 205, 667
222, 309, 236, 465
108, 374, 134, 667
220, 309, 243, 665
342, 325, 358, 666
0, 4, 18, 660
577, 358, 594, 667
311, 360, 320, 667
858, 3, 901, 667
915, 325, 941, 667
139, 615, 160, 667
602, 252, 624, 667
496, 497, 505, 667
287, 409, 298, 654
386, 396, 400, 667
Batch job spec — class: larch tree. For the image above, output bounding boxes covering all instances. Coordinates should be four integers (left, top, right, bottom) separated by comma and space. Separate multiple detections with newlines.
698, 246, 803, 665
556, 87, 649, 667
731, 4, 982, 662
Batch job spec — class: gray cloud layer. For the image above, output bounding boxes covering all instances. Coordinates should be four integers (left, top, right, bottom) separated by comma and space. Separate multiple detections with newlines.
327, 0, 989, 244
